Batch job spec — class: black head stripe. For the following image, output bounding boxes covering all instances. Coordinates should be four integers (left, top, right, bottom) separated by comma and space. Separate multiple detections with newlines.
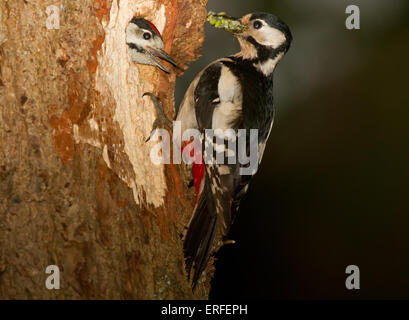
126, 42, 145, 53
246, 36, 288, 62
246, 36, 272, 62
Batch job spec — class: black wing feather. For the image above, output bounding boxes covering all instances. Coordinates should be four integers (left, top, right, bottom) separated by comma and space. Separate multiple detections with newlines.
194, 62, 222, 129
183, 173, 218, 289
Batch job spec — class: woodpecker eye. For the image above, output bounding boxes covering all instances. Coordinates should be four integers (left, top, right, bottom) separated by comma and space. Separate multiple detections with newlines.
143, 32, 151, 40
253, 20, 262, 29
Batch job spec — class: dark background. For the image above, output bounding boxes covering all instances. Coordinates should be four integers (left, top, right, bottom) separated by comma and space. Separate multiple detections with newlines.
175, 0, 409, 299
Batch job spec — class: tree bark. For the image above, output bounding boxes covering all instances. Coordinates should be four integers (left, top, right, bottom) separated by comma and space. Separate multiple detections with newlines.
0, 0, 209, 299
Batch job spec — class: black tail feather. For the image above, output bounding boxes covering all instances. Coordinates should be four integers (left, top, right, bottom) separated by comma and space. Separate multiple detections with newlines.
183, 175, 218, 290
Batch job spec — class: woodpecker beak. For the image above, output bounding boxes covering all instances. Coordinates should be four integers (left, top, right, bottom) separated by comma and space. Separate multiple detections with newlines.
232, 15, 250, 35
146, 47, 177, 73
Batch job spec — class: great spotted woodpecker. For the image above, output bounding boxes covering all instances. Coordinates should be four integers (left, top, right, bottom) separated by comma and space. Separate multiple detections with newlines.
138, 12, 292, 289
126, 17, 177, 73
178, 12, 292, 289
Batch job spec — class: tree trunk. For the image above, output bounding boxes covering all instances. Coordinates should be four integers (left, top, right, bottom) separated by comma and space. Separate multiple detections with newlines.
0, 0, 209, 299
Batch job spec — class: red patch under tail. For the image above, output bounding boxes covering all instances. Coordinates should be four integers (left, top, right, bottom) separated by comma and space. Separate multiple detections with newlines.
181, 141, 205, 204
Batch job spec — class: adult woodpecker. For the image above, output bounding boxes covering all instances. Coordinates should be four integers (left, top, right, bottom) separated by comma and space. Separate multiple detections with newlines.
177, 12, 292, 289
126, 17, 177, 73
146, 12, 292, 289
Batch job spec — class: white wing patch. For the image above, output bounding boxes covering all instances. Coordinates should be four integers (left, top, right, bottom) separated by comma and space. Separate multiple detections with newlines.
212, 66, 242, 131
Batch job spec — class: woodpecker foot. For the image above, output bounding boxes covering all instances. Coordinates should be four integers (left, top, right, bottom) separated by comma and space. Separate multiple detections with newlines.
143, 92, 173, 142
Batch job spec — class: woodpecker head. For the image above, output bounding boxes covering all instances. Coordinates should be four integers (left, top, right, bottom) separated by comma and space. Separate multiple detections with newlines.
222, 12, 292, 75
126, 17, 177, 73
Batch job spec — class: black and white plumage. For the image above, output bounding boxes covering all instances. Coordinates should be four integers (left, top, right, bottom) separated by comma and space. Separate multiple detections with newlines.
126, 17, 177, 73
177, 12, 292, 289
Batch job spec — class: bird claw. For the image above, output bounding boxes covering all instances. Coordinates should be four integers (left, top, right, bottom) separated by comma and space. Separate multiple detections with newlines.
143, 92, 173, 142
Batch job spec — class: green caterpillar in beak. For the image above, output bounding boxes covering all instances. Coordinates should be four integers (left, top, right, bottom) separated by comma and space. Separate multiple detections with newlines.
206, 11, 246, 33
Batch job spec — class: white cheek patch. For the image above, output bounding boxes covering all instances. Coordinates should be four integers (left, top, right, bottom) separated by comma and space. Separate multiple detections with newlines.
126, 35, 145, 48
126, 24, 141, 45
151, 35, 164, 50
255, 25, 286, 49
126, 24, 163, 50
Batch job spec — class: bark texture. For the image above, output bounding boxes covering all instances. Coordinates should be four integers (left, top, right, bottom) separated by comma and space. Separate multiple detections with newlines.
0, 0, 209, 299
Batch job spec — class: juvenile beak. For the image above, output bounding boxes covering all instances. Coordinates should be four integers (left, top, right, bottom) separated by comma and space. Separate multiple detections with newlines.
146, 47, 177, 73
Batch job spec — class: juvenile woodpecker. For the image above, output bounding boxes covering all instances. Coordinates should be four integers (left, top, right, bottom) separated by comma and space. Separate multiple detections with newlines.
178, 12, 292, 289
126, 17, 177, 73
